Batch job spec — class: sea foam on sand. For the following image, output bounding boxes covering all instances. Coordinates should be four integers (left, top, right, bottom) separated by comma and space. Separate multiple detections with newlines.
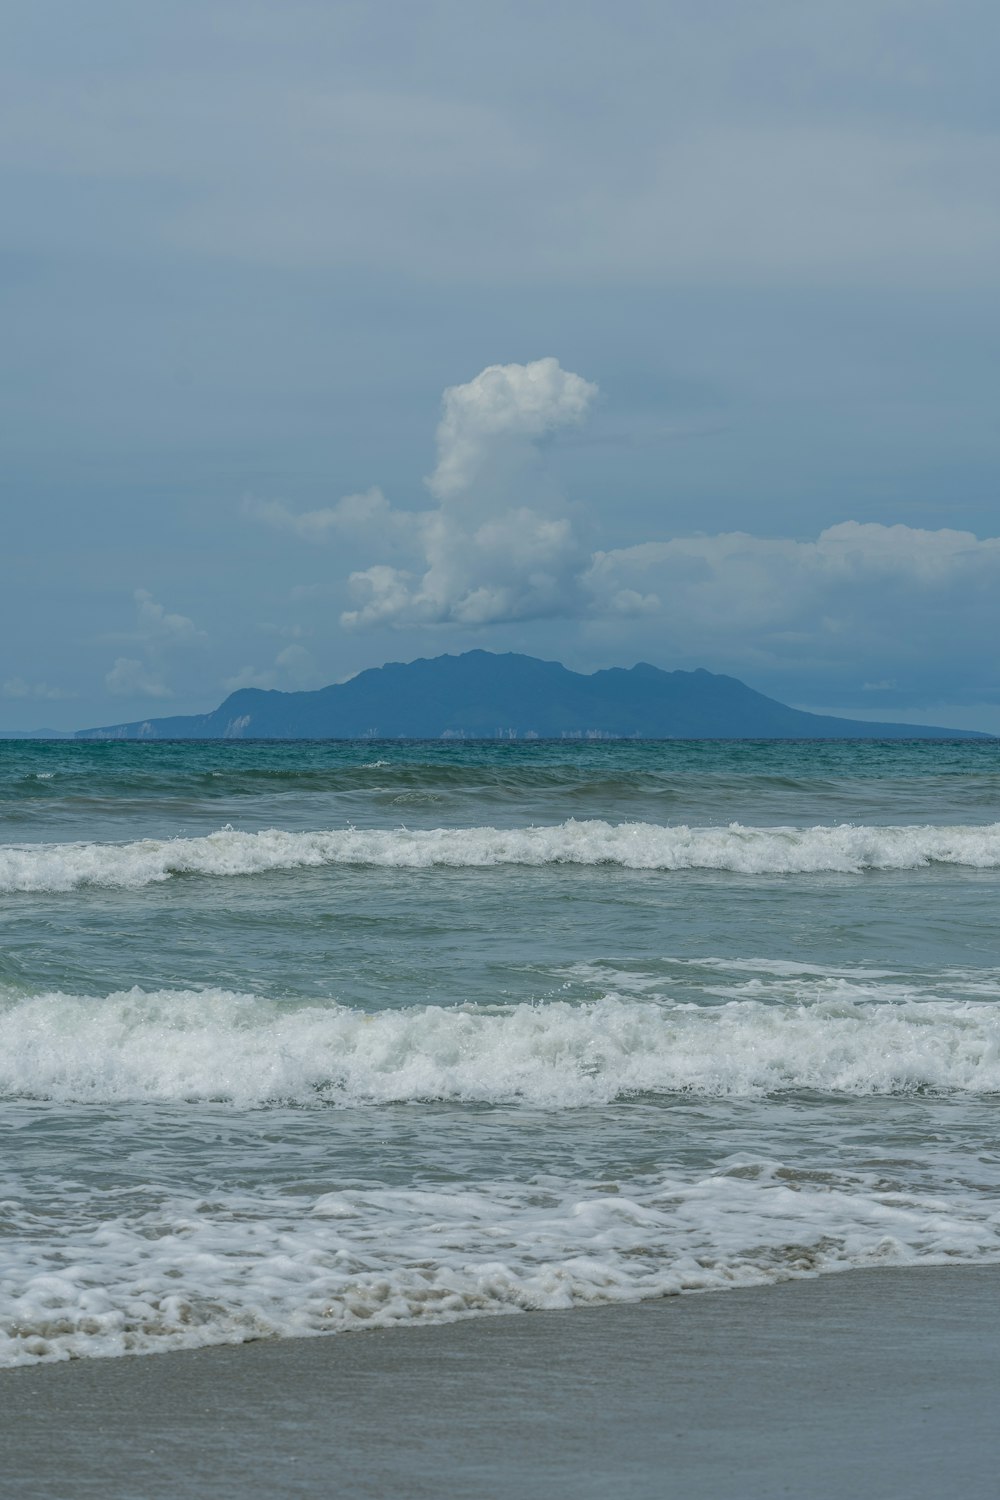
3, 1268, 1000, 1500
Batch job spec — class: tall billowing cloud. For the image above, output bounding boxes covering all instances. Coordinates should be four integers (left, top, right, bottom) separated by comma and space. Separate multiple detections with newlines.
342, 358, 597, 628
427, 357, 596, 505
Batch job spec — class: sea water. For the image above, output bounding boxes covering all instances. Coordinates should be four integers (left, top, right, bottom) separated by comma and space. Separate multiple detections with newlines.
2, 737, 999, 1365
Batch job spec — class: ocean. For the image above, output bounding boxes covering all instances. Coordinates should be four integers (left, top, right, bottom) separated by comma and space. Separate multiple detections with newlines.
2, 736, 999, 1367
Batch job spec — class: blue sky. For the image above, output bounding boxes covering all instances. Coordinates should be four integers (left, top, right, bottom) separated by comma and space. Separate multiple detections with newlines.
3, 0, 999, 731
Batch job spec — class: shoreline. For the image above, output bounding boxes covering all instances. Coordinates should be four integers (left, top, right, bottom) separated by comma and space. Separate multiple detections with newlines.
3, 1263, 1000, 1498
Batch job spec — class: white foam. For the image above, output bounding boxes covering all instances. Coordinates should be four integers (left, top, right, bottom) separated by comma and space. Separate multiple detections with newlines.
3, 818, 1000, 892
3, 985, 1000, 1107
561, 959, 1000, 1008
5, 981, 1000, 1365
2, 1156, 997, 1367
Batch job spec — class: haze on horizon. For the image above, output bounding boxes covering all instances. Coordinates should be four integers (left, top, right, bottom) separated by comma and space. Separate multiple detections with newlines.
3, 1, 999, 733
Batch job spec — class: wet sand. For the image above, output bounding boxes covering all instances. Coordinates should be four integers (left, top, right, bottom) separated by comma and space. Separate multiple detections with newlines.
2, 1265, 999, 1499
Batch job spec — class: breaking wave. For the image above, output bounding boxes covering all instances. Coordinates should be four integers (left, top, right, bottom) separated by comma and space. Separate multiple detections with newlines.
4, 986, 1000, 1106
3, 818, 1000, 892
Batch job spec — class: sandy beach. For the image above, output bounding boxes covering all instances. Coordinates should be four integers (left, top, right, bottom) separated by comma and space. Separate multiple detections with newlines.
3, 1264, 999, 1499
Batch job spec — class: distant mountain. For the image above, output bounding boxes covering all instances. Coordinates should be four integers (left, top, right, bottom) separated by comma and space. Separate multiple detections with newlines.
74, 651, 989, 740
0, 728, 73, 740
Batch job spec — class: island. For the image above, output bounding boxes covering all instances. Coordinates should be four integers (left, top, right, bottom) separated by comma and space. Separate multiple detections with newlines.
73, 651, 989, 740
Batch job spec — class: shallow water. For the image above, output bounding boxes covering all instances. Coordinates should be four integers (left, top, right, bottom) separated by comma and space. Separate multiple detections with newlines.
2, 737, 1000, 1364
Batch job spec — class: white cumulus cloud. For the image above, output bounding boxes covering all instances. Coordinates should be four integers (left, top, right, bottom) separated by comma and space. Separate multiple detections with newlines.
427, 357, 597, 505
343, 357, 597, 628
247, 358, 599, 630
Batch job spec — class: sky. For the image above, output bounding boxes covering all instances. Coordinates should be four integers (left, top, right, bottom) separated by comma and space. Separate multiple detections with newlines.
3, 0, 999, 733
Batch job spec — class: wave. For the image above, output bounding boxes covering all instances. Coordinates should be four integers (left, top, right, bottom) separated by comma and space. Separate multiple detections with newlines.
2, 819, 1000, 891
3, 1146, 998, 1366
3, 986, 1000, 1105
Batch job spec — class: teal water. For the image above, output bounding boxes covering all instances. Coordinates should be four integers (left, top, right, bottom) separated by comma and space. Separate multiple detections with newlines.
2, 738, 1000, 1364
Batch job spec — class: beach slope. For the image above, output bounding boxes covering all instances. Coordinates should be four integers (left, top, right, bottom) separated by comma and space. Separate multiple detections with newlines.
2, 1265, 999, 1499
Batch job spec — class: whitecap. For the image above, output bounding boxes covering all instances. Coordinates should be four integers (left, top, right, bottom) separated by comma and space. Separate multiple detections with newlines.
3, 984, 1000, 1107
2, 818, 1000, 892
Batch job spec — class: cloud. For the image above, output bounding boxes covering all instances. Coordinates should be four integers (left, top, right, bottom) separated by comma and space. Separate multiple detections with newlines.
222, 644, 320, 694
2, 678, 77, 701
8, 20, 999, 289
588, 523, 1000, 632
98, 590, 206, 706
102, 590, 206, 646
247, 361, 598, 632
133, 589, 204, 642
427, 358, 597, 504
105, 658, 172, 699
342, 358, 597, 628
586, 522, 1000, 698
245, 489, 395, 543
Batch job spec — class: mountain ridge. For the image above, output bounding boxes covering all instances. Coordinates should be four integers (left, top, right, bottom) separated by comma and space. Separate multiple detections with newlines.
73, 651, 990, 740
